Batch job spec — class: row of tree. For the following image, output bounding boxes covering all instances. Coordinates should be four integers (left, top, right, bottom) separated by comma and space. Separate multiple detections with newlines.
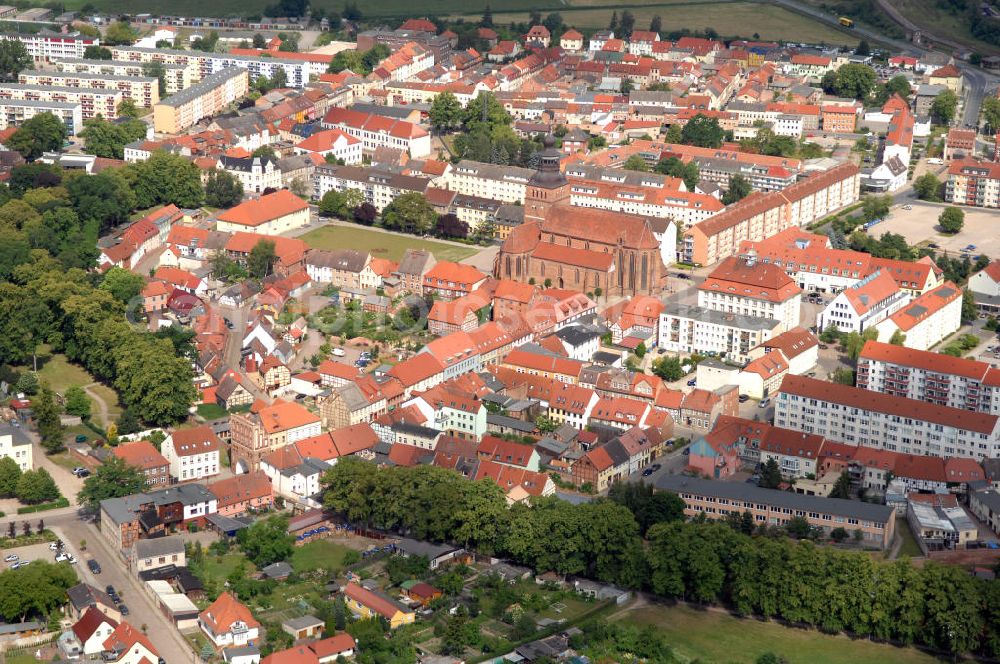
322, 459, 1000, 657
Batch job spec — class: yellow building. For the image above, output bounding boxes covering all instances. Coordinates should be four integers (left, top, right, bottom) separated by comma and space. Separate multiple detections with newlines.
342, 583, 415, 629
215, 189, 311, 235
153, 67, 248, 134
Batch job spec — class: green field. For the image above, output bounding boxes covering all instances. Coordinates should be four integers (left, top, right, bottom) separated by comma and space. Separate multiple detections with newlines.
32, 350, 94, 394
617, 605, 943, 664
482, 2, 856, 43
290, 539, 354, 573
300, 224, 478, 263
61, 0, 561, 18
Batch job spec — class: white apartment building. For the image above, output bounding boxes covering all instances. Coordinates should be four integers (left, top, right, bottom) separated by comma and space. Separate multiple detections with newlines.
816, 270, 909, 334
857, 340, 1000, 415
775, 375, 1000, 459
321, 107, 431, 158
55, 57, 195, 95
109, 46, 310, 88
658, 304, 782, 363
439, 160, 533, 203
1, 31, 97, 62
161, 426, 222, 482
312, 164, 430, 211
0, 98, 81, 134
19, 70, 159, 107
698, 256, 802, 332
875, 281, 962, 351
0, 430, 32, 471
946, 158, 1000, 209
0, 83, 122, 120
217, 155, 282, 194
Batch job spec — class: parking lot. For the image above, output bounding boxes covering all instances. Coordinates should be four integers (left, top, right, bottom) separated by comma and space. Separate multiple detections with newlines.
0, 538, 76, 571
870, 202, 1000, 259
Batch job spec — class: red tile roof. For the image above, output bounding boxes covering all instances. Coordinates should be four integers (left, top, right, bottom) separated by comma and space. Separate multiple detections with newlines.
200, 592, 259, 634
113, 441, 167, 471
859, 340, 989, 380
217, 190, 308, 228
701, 256, 799, 303
342, 583, 406, 619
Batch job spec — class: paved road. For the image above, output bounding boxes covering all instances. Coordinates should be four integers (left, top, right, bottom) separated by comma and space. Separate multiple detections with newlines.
22, 510, 198, 664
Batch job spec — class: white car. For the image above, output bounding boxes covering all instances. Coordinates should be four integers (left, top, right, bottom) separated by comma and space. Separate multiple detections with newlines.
3, 554, 17, 563
55, 553, 76, 564
48, 542, 60, 551
12, 560, 30, 569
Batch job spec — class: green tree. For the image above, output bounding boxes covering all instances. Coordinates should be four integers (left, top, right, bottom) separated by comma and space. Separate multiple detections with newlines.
831, 367, 855, 385
938, 206, 964, 234
253, 33, 267, 48
77, 456, 148, 510
237, 514, 294, 567
982, 96, 1000, 134
104, 21, 139, 45
117, 98, 140, 119
623, 154, 649, 172
930, 90, 959, 125
854, 39, 870, 56
8, 113, 68, 161
382, 192, 436, 234
722, 173, 752, 204
0, 561, 77, 620
0, 40, 31, 81
248, 239, 277, 279
844, 327, 878, 360
0, 458, 20, 498
962, 289, 977, 324
913, 173, 942, 201
318, 188, 363, 219
889, 329, 906, 346
128, 151, 205, 209
83, 45, 113, 60
141, 61, 167, 96
67, 168, 136, 232
680, 114, 725, 148
830, 471, 851, 499
758, 458, 782, 489
535, 415, 558, 433
32, 384, 63, 454
654, 156, 699, 190
112, 335, 197, 426
832, 63, 876, 100
15, 468, 60, 504
651, 356, 684, 381
80, 117, 149, 159
0, 284, 51, 365
100, 267, 146, 304
204, 170, 244, 208
14, 372, 38, 396
429, 91, 463, 132
63, 386, 92, 419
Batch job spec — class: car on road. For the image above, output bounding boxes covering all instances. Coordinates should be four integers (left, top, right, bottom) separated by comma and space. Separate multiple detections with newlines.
759, 398, 771, 409
224, 317, 233, 329
331, 348, 346, 357
11, 560, 30, 569
738, 394, 749, 403
687, 378, 696, 386
105, 585, 116, 596
674, 272, 691, 280
55, 553, 76, 563
118, 604, 129, 616
903, 204, 912, 210
928, 243, 939, 249
48, 542, 61, 551
649, 463, 662, 472
641, 468, 655, 477
72, 467, 90, 477
87, 559, 101, 574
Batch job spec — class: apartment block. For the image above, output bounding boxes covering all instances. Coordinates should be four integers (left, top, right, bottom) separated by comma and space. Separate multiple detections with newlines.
313, 164, 430, 211
153, 67, 249, 134
857, 340, 1000, 415
657, 474, 895, 549
321, 107, 431, 158
439, 160, 533, 203
698, 256, 802, 331
55, 58, 194, 95
19, 70, 159, 107
775, 375, 1000, 459
945, 158, 1000, 209
0, 83, 122, 120
658, 304, 781, 363
0, 98, 81, 134
109, 46, 310, 88
0, 31, 98, 62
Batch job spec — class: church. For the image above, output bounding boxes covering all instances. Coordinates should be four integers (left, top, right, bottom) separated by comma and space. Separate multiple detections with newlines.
495, 135, 668, 296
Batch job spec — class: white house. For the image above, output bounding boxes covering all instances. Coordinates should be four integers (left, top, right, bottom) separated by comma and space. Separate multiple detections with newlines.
71, 607, 117, 656
816, 270, 909, 334
0, 429, 32, 471
200, 593, 260, 649
162, 425, 222, 482
875, 281, 963, 351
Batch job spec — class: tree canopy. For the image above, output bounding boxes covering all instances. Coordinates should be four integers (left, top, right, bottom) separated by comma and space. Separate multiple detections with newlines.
0, 40, 30, 81
237, 515, 295, 567
8, 113, 68, 160
680, 114, 725, 148
78, 456, 148, 510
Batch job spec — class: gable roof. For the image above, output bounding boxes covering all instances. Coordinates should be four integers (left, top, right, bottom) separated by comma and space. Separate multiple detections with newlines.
200, 592, 259, 634
73, 606, 116, 643
217, 190, 309, 228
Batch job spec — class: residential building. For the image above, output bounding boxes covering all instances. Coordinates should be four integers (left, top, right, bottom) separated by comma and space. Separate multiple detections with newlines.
217, 155, 282, 194
698, 255, 801, 331
132, 537, 186, 573
304, 248, 369, 288
775, 375, 1000, 459
945, 158, 1000, 209
208, 471, 274, 516
0, 427, 32, 471
312, 164, 430, 211
0, 98, 82, 134
56, 57, 193, 95
657, 474, 895, 549
110, 46, 310, 88
0, 31, 98, 62
970, 487, 1000, 536
341, 583, 415, 629
102, 621, 161, 664
153, 67, 249, 133
113, 441, 170, 488
439, 160, 533, 203
0, 82, 122, 120
658, 304, 781, 363
815, 270, 909, 334
970, 261, 1000, 315
162, 425, 222, 481
229, 400, 322, 473
200, 592, 260, 648
422, 261, 488, 300
18, 70, 159, 107
71, 607, 118, 656
874, 281, 962, 350
322, 107, 430, 158
293, 128, 362, 164
216, 190, 310, 235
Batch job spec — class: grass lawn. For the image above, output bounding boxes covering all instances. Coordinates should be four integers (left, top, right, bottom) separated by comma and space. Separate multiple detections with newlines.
86, 383, 122, 426
48, 451, 83, 473
32, 349, 94, 394
197, 403, 229, 420
468, 2, 856, 44
291, 539, 354, 573
897, 521, 925, 559
199, 552, 248, 585
300, 224, 478, 263
617, 604, 942, 664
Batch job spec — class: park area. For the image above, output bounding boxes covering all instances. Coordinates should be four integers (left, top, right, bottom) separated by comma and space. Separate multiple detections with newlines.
615, 604, 943, 664
871, 202, 1000, 261
300, 224, 478, 263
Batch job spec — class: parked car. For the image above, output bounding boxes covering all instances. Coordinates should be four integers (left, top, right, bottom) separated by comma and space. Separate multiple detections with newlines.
48, 542, 60, 551
55, 553, 74, 563
118, 604, 129, 616
819, 344, 829, 350
759, 398, 771, 409
738, 394, 749, 403
649, 464, 662, 472
641, 468, 654, 477
3, 554, 17, 563
87, 559, 101, 574
331, 348, 346, 357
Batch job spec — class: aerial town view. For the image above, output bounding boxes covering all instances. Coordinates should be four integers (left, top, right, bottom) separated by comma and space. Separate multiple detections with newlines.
0, 0, 1000, 662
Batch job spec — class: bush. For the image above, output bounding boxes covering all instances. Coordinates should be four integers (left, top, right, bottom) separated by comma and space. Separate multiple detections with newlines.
16, 497, 69, 514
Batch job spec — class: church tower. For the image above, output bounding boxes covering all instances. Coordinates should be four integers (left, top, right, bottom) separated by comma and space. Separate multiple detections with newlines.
524, 134, 570, 224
